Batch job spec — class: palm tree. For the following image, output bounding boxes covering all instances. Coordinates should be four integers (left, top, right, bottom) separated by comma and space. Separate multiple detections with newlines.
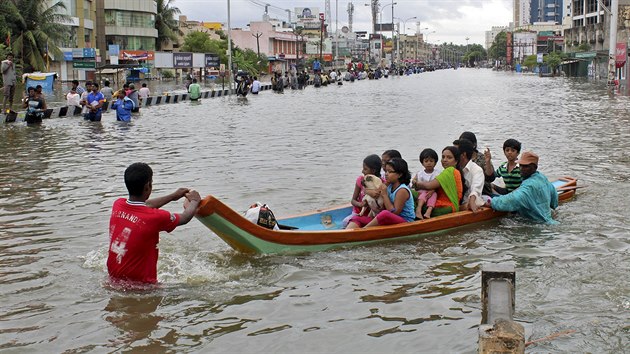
155, 0, 181, 51
4, 0, 70, 72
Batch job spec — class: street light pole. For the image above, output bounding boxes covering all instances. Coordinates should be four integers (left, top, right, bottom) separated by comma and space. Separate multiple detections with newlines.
252, 32, 262, 58
227, 0, 233, 96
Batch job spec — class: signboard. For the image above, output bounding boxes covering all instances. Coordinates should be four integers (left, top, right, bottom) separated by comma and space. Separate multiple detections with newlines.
205, 54, 220, 67
72, 48, 84, 58
323, 54, 333, 61
537, 53, 544, 63
616, 42, 627, 68
63, 52, 73, 61
83, 48, 95, 58
295, 7, 319, 20
376, 23, 394, 32
319, 13, 325, 21
119, 50, 154, 61
73, 61, 96, 69
173, 52, 193, 68
108, 44, 120, 56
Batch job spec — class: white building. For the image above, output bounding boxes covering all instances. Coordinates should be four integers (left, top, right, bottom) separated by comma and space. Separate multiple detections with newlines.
485, 26, 508, 49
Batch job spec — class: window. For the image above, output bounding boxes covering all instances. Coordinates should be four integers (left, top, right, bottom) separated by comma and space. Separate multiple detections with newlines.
104, 10, 156, 28
105, 36, 156, 50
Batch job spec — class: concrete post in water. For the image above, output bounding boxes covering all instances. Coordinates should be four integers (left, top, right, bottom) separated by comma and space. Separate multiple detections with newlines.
478, 264, 524, 354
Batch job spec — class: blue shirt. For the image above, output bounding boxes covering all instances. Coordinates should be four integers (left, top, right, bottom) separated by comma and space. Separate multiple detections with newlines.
387, 184, 415, 222
490, 171, 559, 224
86, 91, 105, 113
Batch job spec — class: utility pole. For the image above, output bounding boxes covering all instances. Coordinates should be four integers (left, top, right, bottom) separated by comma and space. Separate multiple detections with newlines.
320, 14, 324, 62
607, 0, 619, 87
252, 32, 262, 58
227, 0, 233, 96
391, 2, 395, 65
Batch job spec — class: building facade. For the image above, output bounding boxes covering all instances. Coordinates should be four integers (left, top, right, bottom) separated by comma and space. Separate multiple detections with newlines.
54, 0, 97, 80
486, 26, 508, 49
96, 0, 158, 58
530, 0, 564, 24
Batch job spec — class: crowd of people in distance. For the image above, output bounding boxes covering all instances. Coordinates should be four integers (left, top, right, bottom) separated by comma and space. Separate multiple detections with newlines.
64, 80, 146, 123
345, 131, 559, 229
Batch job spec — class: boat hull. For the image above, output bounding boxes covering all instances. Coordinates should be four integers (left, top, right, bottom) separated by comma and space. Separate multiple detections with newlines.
195, 177, 577, 254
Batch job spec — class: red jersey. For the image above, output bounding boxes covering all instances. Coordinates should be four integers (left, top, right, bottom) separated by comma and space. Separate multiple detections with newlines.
107, 198, 180, 283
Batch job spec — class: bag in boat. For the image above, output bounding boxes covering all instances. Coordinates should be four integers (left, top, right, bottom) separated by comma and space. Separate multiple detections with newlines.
245, 202, 280, 230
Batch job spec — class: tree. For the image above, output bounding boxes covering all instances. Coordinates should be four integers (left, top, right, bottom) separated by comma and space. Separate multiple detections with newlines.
181, 31, 228, 63
2, 0, 70, 72
232, 48, 267, 75
155, 0, 181, 51
488, 31, 507, 61
544, 51, 565, 76
523, 54, 538, 69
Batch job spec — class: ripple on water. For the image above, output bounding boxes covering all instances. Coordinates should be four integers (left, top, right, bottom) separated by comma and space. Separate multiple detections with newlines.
1, 70, 629, 352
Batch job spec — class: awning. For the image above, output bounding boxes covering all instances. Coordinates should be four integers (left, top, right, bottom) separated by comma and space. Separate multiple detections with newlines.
561, 59, 580, 65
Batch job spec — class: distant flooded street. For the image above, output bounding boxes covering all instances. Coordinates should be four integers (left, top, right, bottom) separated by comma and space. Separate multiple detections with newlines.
0, 69, 628, 352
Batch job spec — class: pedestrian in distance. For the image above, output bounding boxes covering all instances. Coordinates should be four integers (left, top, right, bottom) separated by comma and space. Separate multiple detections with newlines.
1, 52, 17, 113
107, 162, 201, 284
111, 90, 134, 122
188, 78, 201, 101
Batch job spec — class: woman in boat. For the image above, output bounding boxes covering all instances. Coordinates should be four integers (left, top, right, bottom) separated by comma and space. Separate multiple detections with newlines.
414, 146, 464, 217
346, 158, 415, 229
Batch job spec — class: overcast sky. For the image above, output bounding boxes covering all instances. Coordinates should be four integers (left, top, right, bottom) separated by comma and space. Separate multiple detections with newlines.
174, 0, 512, 46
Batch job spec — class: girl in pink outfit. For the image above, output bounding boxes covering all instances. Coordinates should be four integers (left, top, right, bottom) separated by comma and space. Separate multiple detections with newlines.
412, 148, 440, 219
343, 154, 382, 226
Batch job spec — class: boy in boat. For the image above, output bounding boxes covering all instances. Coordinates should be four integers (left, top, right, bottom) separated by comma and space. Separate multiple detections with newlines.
483, 139, 522, 195
107, 163, 201, 284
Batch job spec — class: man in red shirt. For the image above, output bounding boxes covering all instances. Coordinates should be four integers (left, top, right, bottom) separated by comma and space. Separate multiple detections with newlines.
107, 162, 201, 284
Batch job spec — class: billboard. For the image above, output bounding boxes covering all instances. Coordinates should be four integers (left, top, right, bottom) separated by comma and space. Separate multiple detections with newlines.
205, 54, 220, 67
295, 7, 319, 21
173, 52, 193, 68
119, 50, 154, 61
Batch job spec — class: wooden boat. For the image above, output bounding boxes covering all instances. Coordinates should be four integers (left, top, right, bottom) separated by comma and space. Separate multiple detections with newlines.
195, 176, 578, 254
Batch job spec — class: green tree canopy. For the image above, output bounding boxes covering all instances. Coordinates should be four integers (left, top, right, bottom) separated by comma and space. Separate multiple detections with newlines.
2, 0, 70, 72
156, 0, 181, 50
488, 31, 507, 61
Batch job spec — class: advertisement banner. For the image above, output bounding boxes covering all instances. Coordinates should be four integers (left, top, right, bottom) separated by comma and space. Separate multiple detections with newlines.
206, 54, 221, 68
119, 50, 154, 61
295, 7, 319, 21
616, 42, 626, 68
173, 52, 193, 68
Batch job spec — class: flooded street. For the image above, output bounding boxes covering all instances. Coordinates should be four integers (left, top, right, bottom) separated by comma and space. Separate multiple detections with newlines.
0, 69, 628, 352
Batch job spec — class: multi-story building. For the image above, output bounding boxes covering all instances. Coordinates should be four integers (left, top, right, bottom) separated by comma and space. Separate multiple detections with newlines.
95, 0, 158, 59
398, 33, 430, 64
160, 16, 222, 53
486, 26, 508, 49
54, 0, 97, 80
530, 0, 564, 24
514, 0, 532, 27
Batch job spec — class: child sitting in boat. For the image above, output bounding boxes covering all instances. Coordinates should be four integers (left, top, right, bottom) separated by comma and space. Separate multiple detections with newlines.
380, 149, 402, 179
346, 158, 415, 229
343, 154, 383, 226
483, 139, 522, 195
412, 148, 440, 219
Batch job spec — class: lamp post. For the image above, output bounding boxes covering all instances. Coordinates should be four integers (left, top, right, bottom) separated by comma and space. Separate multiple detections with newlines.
227, 0, 233, 96
397, 16, 416, 63
412, 27, 428, 63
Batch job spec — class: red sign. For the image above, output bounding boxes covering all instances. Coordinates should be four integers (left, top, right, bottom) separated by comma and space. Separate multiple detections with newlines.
616, 42, 626, 68
319, 13, 325, 21
323, 54, 333, 61
119, 50, 154, 61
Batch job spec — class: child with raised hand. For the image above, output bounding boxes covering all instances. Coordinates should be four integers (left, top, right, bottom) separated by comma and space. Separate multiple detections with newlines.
412, 148, 440, 219
347, 158, 415, 229
483, 138, 522, 195
343, 154, 382, 226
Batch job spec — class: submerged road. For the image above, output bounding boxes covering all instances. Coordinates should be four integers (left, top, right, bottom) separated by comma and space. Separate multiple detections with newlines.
0, 69, 628, 352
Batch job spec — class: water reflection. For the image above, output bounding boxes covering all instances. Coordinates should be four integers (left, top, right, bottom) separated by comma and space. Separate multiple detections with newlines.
104, 295, 165, 350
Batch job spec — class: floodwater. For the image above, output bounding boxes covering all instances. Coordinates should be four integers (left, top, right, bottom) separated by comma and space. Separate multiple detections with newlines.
1, 69, 628, 353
